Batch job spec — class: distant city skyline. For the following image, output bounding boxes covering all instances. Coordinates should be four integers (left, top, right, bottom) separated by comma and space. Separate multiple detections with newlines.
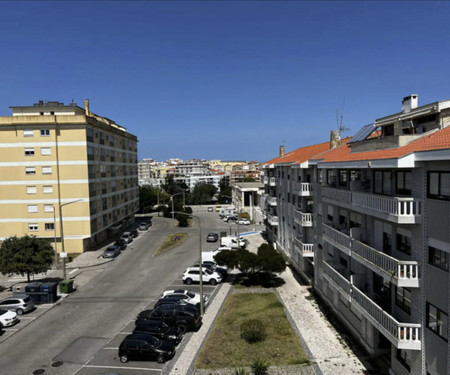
2, 2, 450, 162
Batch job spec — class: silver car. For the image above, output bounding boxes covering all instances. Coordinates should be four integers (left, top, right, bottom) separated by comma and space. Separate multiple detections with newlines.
0, 294, 35, 315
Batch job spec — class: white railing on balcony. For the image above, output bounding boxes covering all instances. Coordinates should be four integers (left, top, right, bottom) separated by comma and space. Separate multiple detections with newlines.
298, 182, 312, 196
269, 177, 276, 186
351, 285, 421, 350
268, 197, 277, 206
323, 261, 352, 297
322, 224, 351, 254
295, 210, 312, 227
263, 177, 268, 184
351, 240, 419, 288
295, 237, 314, 257
322, 187, 352, 204
267, 214, 278, 226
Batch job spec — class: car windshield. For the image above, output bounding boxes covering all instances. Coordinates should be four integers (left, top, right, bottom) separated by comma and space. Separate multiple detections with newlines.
186, 291, 195, 298
204, 268, 213, 275
0, 308, 7, 314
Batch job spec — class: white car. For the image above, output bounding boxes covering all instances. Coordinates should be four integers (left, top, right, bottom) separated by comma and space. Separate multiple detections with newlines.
202, 247, 232, 263
237, 218, 250, 225
182, 267, 222, 285
161, 289, 209, 308
0, 308, 19, 327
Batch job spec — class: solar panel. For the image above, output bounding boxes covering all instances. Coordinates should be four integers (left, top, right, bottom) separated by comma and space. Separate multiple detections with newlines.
348, 123, 376, 143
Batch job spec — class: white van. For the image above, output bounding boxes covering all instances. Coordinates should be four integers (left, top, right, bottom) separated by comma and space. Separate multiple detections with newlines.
219, 206, 237, 218
220, 236, 245, 249
202, 247, 232, 262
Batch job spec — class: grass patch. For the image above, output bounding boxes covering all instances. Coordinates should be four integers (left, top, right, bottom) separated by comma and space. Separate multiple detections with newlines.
195, 292, 309, 369
154, 232, 188, 256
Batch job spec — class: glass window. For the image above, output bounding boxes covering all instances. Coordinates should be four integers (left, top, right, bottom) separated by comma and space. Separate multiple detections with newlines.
41, 147, 51, 155
397, 233, 411, 255
395, 287, 411, 314
40, 129, 50, 136
428, 172, 450, 200
24, 148, 35, 156
26, 186, 36, 194
396, 171, 412, 195
44, 205, 54, 213
28, 205, 38, 213
45, 223, 54, 230
28, 224, 38, 231
42, 166, 52, 174
25, 167, 36, 175
43, 185, 53, 193
429, 246, 449, 272
427, 302, 448, 341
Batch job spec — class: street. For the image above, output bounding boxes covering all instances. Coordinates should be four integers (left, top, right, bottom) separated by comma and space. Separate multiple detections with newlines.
0, 211, 258, 375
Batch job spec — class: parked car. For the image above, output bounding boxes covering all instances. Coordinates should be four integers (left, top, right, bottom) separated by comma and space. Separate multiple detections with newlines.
0, 294, 35, 315
118, 333, 175, 363
192, 261, 228, 279
102, 245, 120, 258
133, 319, 183, 345
121, 232, 133, 243
139, 221, 151, 230
114, 238, 127, 250
130, 229, 139, 238
202, 247, 232, 263
0, 308, 19, 327
223, 215, 238, 223
207, 207, 214, 212
161, 290, 208, 309
220, 236, 245, 249
154, 297, 194, 310
206, 232, 218, 242
136, 305, 202, 333
237, 218, 251, 225
182, 267, 222, 285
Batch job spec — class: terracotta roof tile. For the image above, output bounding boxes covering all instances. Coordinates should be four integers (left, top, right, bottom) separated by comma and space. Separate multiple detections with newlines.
264, 140, 332, 165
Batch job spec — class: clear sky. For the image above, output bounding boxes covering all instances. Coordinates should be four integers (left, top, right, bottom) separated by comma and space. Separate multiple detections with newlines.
1, 1, 450, 162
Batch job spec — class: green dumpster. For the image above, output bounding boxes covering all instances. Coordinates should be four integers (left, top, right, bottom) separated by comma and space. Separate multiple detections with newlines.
59, 279, 74, 294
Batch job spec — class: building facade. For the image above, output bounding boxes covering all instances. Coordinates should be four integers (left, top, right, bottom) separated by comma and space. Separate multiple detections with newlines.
0, 100, 139, 254
263, 95, 450, 375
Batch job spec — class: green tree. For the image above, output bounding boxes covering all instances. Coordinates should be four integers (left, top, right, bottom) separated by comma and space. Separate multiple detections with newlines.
139, 186, 168, 212
189, 183, 217, 205
257, 243, 286, 274
217, 177, 232, 203
0, 235, 54, 282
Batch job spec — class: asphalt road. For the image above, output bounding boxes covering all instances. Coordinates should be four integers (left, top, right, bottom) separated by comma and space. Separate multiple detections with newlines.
0, 211, 256, 375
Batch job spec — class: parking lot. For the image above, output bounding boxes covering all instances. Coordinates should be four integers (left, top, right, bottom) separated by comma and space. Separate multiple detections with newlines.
74, 265, 224, 375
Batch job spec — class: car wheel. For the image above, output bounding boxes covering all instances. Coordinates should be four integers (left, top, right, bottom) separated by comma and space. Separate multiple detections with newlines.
185, 278, 192, 285
177, 324, 187, 333
210, 279, 217, 286
120, 354, 129, 363
16, 308, 24, 316
157, 354, 165, 363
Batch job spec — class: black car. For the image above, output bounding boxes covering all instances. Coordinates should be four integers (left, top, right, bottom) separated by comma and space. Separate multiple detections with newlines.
118, 333, 175, 363
114, 238, 127, 250
136, 305, 202, 333
154, 297, 198, 311
131, 229, 139, 238
206, 232, 219, 242
133, 319, 183, 345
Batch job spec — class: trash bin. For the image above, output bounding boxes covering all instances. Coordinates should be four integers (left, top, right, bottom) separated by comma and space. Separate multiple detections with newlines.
41, 282, 58, 303
59, 279, 74, 294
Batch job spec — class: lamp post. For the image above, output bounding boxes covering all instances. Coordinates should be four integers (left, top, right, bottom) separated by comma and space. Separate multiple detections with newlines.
172, 211, 204, 316
222, 194, 240, 249
53, 209, 58, 268
59, 199, 82, 280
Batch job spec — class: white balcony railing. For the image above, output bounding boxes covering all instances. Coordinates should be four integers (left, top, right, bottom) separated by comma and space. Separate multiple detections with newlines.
269, 177, 276, 186
298, 182, 312, 196
295, 237, 314, 257
322, 187, 421, 224
322, 224, 419, 288
267, 214, 278, 226
263, 177, 268, 184
323, 261, 352, 298
351, 285, 421, 350
294, 210, 313, 227
268, 197, 277, 206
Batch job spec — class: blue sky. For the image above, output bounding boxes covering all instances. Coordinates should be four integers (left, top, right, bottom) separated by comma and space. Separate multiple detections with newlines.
1, 1, 450, 162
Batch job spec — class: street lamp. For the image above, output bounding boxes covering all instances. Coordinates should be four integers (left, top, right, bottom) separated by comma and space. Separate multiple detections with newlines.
222, 194, 241, 249
172, 211, 204, 316
170, 192, 183, 239
59, 199, 82, 280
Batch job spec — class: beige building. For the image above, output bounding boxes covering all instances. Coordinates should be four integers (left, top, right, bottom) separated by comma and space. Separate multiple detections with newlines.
0, 100, 139, 254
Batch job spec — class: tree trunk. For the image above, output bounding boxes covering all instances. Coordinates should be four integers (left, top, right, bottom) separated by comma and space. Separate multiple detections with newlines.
27, 272, 31, 283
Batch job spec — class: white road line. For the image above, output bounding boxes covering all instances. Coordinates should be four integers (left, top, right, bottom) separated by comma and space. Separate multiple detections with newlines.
69, 268, 79, 274
103, 347, 118, 350
85, 365, 162, 372
3, 328, 18, 332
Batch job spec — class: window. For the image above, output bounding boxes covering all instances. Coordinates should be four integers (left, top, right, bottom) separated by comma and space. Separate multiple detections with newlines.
327, 170, 337, 186
24, 148, 35, 156
396, 349, 411, 371
23, 130, 34, 137
25, 167, 36, 175
26, 186, 37, 194
428, 172, 450, 200
44, 205, 54, 213
350, 170, 361, 181
41, 147, 51, 156
396, 171, 412, 195
374, 171, 392, 195
338, 170, 348, 186
28, 205, 38, 213
427, 302, 448, 341
429, 246, 449, 272
45, 223, 54, 230
395, 287, 411, 314
40, 129, 50, 136
42, 166, 52, 175
43, 185, 53, 193
397, 233, 411, 255
28, 224, 38, 231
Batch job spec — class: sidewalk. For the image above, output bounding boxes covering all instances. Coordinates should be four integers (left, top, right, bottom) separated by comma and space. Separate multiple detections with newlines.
168, 233, 370, 375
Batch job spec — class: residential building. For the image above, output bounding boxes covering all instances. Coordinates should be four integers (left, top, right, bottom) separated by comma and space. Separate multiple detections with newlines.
263, 95, 450, 375
0, 100, 139, 253
231, 182, 264, 222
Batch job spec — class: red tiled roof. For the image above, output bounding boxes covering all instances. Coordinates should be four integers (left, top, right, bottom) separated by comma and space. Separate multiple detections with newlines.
264, 140, 332, 165
313, 126, 450, 163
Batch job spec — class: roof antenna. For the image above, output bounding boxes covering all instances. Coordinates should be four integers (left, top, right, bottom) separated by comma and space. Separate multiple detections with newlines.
336, 103, 350, 135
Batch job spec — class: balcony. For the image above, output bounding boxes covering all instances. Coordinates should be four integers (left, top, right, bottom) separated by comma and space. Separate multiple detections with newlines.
322, 224, 419, 288
294, 210, 313, 227
267, 214, 278, 226
351, 286, 421, 350
322, 187, 421, 224
268, 197, 277, 206
298, 182, 312, 197
263, 177, 269, 184
294, 237, 314, 257
323, 262, 421, 350
269, 177, 276, 186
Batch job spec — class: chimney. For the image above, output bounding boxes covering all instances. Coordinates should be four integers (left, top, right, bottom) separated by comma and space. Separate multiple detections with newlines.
279, 145, 285, 158
401, 94, 418, 113
330, 130, 341, 149
84, 99, 90, 116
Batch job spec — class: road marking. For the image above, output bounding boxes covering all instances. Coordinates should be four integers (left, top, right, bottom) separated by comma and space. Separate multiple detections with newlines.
69, 268, 79, 274
85, 365, 162, 371
3, 328, 19, 332
103, 347, 118, 349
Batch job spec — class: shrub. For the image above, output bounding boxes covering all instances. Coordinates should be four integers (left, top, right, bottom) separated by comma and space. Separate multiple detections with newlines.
250, 358, 269, 375
240, 319, 266, 343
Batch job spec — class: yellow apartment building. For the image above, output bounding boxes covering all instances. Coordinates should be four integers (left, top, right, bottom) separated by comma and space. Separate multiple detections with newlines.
0, 100, 139, 254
